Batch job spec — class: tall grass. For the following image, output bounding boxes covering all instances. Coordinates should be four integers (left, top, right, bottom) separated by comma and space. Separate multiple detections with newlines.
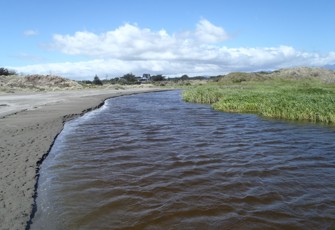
182, 85, 224, 104
182, 79, 335, 123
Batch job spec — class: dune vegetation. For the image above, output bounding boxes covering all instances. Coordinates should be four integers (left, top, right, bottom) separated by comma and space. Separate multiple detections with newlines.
183, 67, 335, 124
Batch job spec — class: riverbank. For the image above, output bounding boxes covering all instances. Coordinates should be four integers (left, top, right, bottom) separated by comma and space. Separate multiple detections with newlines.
183, 73, 335, 123
0, 87, 168, 230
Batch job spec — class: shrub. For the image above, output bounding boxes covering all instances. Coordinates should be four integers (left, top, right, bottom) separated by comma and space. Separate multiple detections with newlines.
0, 67, 16, 76
93, 75, 103, 85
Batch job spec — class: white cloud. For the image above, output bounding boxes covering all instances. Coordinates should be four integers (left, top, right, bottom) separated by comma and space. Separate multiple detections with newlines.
51, 19, 229, 60
195, 19, 229, 43
13, 47, 335, 80
23, 29, 38, 37
12, 19, 335, 79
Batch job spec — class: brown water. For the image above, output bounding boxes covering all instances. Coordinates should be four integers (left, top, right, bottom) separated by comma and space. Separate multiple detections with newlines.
31, 91, 335, 230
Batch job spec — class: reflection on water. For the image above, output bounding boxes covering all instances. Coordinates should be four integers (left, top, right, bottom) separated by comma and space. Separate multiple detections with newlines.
31, 91, 335, 229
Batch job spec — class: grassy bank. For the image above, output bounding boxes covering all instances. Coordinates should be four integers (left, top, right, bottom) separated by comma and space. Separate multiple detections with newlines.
183, 78, 335, 123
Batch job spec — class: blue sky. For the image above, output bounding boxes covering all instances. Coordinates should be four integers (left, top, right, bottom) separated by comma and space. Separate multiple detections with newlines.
2, 0, 335, 79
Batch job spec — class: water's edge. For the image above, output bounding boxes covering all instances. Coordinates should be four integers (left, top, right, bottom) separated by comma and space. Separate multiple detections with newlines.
25, 129, 64, 230
25, 89, 174, 230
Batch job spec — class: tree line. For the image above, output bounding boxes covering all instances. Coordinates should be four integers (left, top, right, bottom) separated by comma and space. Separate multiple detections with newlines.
80, 73, 171, 85
0, 67, 209, 85
0, 67, 17, 76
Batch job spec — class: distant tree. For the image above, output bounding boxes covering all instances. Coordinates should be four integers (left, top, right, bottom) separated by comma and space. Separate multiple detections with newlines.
121, 73, 138, 84
0, 67, 16, 76
79, 80, 93, 84
150, 74, 165, 81
93, 75, 103, 85
180, 74, 189, 80
109, 77, 120, 84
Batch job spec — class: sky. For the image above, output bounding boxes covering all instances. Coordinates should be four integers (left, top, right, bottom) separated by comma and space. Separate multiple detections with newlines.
2, 0, 335, 80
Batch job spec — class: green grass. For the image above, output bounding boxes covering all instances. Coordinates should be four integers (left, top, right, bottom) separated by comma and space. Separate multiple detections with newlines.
182, 78, 335, 123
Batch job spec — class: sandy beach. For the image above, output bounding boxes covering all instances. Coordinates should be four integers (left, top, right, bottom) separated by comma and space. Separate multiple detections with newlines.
0, 87, 167, 230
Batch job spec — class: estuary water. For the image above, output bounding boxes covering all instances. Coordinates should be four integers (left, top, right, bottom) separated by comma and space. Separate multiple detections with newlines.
31, 90, 335, 229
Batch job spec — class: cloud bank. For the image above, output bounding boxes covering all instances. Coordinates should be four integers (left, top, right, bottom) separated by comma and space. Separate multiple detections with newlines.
14, 19, 335, 79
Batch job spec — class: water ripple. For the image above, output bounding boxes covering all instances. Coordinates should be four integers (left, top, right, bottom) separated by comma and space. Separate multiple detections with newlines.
31, 91, 335, 230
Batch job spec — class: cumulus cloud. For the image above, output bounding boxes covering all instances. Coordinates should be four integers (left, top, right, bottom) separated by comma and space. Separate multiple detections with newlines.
13, 19, 335, 79
195, 19, 229, 43
52, 25, 174, 58
13, 47, 335, 80
51, 19, 230, 60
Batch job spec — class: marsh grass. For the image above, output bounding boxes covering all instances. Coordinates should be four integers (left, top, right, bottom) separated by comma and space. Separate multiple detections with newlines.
182, 78, 335, 123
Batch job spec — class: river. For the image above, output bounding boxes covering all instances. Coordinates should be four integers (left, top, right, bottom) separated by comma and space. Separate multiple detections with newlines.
31, 90, 335, 229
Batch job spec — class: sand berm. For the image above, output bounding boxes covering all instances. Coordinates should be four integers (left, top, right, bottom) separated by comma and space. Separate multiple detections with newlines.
0, 86, 168, 230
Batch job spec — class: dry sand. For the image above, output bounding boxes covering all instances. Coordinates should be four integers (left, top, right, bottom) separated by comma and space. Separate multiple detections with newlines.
0, 87, 168, 230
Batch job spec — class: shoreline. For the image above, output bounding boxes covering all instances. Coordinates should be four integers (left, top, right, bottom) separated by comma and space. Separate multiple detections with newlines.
0, 87, 171, 230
